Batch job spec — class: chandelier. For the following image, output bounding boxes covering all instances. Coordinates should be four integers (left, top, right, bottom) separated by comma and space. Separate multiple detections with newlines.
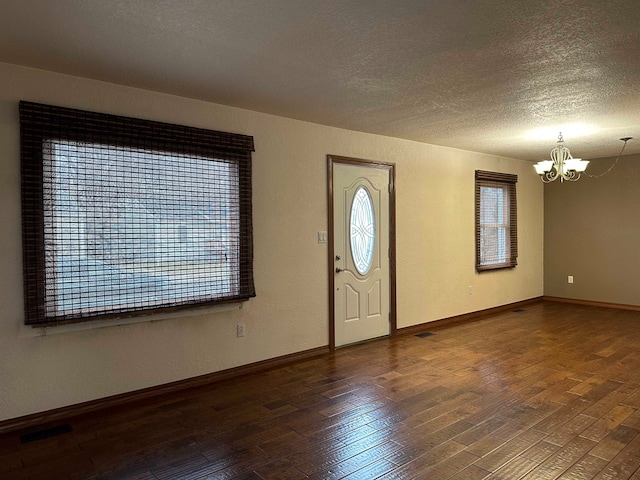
534, 133, 589, 183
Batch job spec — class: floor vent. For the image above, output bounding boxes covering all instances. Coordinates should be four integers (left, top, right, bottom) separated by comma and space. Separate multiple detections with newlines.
20, 424, 73, 443
415, 332, 434, 338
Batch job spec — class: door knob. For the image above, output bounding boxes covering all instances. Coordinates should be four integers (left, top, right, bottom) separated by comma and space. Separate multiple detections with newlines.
335, 267, 345, 273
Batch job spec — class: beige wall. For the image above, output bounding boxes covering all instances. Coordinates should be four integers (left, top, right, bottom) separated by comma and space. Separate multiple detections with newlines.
544, 152, 640, 305
0, 62, 543, 422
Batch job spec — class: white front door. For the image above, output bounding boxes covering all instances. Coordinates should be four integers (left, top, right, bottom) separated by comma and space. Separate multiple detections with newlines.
332, 161, 391, 347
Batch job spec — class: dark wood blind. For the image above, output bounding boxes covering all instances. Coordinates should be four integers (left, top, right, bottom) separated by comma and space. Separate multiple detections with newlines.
475, 170, 518, 272
21, 101, 255, 326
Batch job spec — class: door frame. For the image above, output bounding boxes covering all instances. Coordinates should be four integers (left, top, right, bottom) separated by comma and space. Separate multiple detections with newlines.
327, 155, 397, 350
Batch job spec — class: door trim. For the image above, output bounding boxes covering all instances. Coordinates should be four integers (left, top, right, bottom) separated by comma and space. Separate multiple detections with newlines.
327, 155, 396, 350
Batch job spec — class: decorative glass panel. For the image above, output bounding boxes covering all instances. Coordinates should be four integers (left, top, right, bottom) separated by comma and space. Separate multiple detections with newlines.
350, 186, 376, 275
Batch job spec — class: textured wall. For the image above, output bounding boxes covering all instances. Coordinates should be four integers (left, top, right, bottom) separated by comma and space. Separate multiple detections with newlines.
544, 152, 640, 305
0, 62, 543, 422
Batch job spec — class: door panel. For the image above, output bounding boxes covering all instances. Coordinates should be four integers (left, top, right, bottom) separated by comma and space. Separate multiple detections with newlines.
333, 162, 390, 347
345, 285, 360, 321
368, 281, 381, 316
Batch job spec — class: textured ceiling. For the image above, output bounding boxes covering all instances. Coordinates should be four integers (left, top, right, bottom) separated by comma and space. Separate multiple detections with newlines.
1, 0, 639, 161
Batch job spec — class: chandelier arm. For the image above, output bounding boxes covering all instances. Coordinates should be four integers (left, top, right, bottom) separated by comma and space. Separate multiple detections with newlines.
585, 138, 631, 178
542, 170, 557, 183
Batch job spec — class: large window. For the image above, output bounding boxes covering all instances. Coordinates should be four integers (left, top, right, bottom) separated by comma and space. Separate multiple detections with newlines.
475, 170, 517, 271
20, 101, 255, 326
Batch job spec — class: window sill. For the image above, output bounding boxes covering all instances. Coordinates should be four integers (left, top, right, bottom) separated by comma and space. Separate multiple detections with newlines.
476, 263, 517, 272
19, 302, 243, 338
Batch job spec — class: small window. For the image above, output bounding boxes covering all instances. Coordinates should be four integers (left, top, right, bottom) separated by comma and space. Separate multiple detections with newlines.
20, 101, 255, 326
475, 170, 517, 271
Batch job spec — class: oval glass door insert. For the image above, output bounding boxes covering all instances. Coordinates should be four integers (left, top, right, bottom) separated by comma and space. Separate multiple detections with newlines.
350, 186, 376, 275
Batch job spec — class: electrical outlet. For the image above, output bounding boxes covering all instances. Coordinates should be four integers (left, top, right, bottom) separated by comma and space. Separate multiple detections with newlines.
237, 324, 245, 337
468, 285, 472, 295
568, 276, 574, 284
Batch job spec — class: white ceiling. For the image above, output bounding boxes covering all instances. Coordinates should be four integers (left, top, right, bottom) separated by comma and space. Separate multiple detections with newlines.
1, 0, 639, 161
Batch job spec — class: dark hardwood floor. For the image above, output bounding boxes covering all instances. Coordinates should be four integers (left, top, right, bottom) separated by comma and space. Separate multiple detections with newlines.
3, 301, 640, 479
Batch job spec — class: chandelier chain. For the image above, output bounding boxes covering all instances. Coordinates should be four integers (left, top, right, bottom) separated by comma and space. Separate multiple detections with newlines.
585, 137, 631, 178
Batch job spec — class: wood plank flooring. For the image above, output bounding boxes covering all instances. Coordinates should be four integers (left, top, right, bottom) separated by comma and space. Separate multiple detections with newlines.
2, 301, 640, 479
